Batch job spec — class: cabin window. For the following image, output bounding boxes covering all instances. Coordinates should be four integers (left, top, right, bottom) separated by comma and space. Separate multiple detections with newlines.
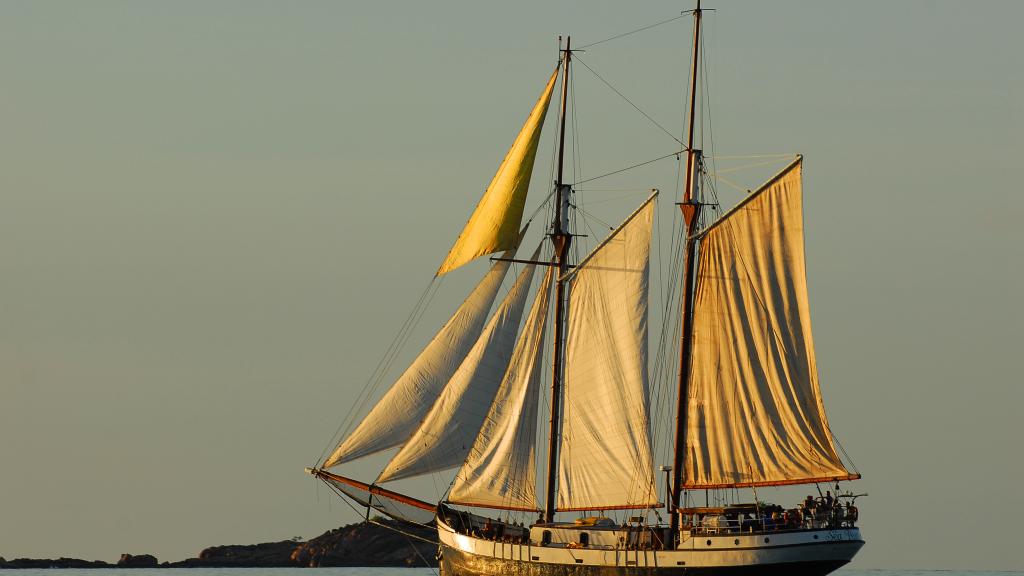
579, 532, 589, 547
541, 530, 552, 546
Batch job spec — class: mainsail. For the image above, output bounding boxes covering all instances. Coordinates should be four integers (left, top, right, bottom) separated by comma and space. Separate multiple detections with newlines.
557, 195, 659, 511
448, 267, 553, 511
323, 251, 517, 468
377, 252, 541, 483
437, 70, 559, 275
684, 158, 857, 488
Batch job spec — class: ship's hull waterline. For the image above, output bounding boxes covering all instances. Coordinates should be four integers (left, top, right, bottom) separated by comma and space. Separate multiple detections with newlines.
438, 518, 863, 576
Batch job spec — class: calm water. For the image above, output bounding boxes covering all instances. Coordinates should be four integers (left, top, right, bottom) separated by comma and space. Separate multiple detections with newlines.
8, 565, 1024, 569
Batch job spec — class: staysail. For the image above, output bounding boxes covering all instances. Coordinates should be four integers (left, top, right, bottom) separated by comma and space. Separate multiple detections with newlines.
684, 158, 857, 488
377, 251, 541, 483
323, 251, 517, 468
557, 195, 660, 511
448, 267, 553, 511
437, 70, 559, 276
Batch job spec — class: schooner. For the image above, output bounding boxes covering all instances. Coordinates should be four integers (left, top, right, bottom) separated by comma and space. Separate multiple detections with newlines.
308, 4, 865, 574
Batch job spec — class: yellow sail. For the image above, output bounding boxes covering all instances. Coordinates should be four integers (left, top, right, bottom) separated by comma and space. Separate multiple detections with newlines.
437, 69, 558, 275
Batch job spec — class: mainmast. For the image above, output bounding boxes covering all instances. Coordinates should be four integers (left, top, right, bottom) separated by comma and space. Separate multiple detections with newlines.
544, 36, 572, 524
670, 1, 702, 541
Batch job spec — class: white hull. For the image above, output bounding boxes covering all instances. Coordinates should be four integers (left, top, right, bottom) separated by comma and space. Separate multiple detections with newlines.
437, 515, 863, 575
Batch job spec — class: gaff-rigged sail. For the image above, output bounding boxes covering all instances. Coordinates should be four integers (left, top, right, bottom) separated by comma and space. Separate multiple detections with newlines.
448, 267, 553, 511
437, 70, 559, 276
377, 250, 541, 483
684, 158, 858, 488
557, 195, 660, 512
323, 246, 520, 468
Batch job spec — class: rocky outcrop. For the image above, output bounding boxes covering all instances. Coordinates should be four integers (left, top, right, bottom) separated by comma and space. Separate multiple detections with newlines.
0, 519, 438, 569
117, 554, 158, 568
166, 540, 300, 568
0, 557, 113, 569
290, 520, 437, 567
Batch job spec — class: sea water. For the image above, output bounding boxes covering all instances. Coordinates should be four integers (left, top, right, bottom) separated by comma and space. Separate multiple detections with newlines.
8, 565, 1024, 569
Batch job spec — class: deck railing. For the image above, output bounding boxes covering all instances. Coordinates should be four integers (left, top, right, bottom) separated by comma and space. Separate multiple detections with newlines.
684, 508, 858, 535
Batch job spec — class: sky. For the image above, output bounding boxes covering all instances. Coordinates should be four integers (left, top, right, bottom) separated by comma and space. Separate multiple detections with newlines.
1, 0, 1022, 571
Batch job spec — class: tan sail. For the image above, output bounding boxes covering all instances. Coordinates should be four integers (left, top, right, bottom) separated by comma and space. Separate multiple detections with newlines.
323, 251, 516, 468
437, 70, 559, 275
557, 195, 659, 511
377, 250, 541, 483
448, 267, 553, 511
684, 158, 858, 488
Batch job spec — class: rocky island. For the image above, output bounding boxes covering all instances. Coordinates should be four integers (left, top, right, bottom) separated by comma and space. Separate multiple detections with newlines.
0, 519, 437, 569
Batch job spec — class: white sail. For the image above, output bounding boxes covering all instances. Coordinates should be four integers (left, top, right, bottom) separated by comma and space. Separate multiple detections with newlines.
323, 252, 516, 468
557, 196, 659, 511
684, 159, 856, 488
377, 251, 540, 483
437, 70, 559, 275
448, 267, 553, 511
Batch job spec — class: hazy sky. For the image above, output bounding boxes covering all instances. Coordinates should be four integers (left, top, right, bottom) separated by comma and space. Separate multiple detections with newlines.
2, 0, 1022, 571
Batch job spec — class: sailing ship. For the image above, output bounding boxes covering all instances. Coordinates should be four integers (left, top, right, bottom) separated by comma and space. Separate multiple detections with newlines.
307, 4, 865, 575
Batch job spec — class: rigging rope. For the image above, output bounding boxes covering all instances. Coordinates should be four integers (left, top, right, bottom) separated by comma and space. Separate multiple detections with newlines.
571, 55, 585, 262
574, 149, 686, 186
574, 55, 685, 147
577, 13, 689, 50
704, 171, 750, 195
318, 480, 439, 573
709, 153, 797, 160
832, 433, 861, 476
315, 275, 441, 466
712, 158, 795, 175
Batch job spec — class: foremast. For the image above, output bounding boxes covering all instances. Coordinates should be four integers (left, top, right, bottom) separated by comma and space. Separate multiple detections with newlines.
670, 0, 702, 542
545, 36, 572, 524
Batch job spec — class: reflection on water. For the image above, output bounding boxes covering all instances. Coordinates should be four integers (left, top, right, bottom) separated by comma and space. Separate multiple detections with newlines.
8, 565, 1024, 569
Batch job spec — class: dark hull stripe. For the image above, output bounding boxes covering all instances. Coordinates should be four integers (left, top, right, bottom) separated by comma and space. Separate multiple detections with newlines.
440, 545, 851, 576
679, 539, 865, 553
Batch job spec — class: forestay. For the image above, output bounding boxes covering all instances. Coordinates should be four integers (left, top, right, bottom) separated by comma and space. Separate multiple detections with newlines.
378, 251, 541, 483
684, 159, 856, 488
323, 251, 516, 468
448, 267, 553, 511
557, 196, 659, 511
437, 70, 559, 275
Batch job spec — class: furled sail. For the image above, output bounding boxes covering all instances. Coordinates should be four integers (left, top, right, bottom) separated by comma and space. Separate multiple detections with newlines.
309, 469, 437, 526
323, 251, 517, 468
437, 69, 559, 276
448, 267, 553, 511
377, 251, 541, 483
557, 196, 659, 511
684, 158, 857, 488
